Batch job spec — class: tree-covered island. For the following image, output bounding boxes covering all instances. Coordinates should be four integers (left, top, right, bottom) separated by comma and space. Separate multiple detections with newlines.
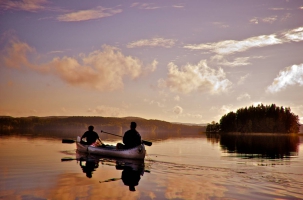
206, 104, 300, 133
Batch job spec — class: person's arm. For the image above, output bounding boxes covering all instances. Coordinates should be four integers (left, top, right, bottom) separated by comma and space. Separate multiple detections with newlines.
81, 132, 87, 141
123, 131, 128, 145
98, 138, 104, 145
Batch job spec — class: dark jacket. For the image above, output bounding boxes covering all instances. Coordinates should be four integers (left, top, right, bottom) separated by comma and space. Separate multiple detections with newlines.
81, 130, 99, 145
123, 129, 141, 148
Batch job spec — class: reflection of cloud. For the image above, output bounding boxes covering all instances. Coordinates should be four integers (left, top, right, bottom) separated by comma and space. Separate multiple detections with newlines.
127, 38, 176, 48
173, 106, 183, 115
1, 38, 157, 91
57, 6, 122, 22
184, 27, 303, 55
237, 93, 251, 101
0, 0, 47, 12
267, 63, 303, 93
158, 60, 232, 94
162, 175, 226, 199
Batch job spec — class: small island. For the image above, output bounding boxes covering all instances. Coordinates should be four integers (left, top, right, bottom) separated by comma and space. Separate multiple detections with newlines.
207, 104, 301, 133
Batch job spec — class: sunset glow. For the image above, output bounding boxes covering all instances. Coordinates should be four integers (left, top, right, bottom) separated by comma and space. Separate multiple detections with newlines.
1, 0, 303, 124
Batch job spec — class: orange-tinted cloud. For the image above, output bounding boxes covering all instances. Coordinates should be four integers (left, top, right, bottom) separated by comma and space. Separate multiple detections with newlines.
57, 6, 122, 22
0, 37, 35, 69
0, 0, 48, 12
0, 39, 157, 91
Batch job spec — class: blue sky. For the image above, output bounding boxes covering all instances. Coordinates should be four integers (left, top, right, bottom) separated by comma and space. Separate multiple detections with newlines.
1, 0, 303, 124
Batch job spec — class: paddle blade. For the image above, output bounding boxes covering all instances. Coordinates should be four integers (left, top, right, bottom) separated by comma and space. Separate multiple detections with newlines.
61, 157, 75, 162
62, 139, 75, 144
142, 140, 152, 146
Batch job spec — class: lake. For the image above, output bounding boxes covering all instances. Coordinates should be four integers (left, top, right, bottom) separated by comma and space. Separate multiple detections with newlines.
0, 131, 302, 200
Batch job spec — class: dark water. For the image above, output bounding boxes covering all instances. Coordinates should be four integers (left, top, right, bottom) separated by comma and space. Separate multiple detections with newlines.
0, 131, 302, 199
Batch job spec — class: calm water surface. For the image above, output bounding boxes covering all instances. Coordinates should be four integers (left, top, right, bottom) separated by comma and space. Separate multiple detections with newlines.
0, 132, 302, 200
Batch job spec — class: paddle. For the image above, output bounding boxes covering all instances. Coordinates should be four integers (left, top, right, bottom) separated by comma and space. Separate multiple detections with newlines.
61, 157, 76, 161
62, 138, 103, 144
62, 139, 75, 144
101, 130, 152, 146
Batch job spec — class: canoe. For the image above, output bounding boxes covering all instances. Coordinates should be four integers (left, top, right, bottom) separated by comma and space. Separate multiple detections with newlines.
76, 136, 146, 160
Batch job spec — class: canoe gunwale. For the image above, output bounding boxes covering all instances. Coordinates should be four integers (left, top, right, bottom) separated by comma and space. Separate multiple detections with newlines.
76, 138, 146, 160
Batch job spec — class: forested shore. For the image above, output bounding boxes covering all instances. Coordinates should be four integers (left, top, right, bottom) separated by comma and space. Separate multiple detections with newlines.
206, 104, 301, 133
0, 116, 205, 135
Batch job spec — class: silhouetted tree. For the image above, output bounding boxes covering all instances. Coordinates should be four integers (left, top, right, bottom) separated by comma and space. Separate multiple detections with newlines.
218, 104, 300, 133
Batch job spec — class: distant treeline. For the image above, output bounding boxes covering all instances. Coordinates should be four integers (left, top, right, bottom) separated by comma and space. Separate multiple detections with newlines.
206, 104, 300, 133
0, 116, 205, 135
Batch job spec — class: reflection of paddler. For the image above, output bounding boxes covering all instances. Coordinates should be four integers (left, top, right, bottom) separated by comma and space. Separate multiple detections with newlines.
120, 166, 143, 191
80, 159, 99, 178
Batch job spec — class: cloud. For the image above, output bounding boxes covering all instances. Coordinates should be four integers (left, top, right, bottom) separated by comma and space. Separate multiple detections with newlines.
269, 8, 286, 11
0, 37, 35, 69
130, 3, 160, 10
212, 22, 229, 28
184, 113, 203, 119
211, 55, 250, 67
87, 105, 125, 117
158, 60, 232, 94
184, 34, 282, 55
144, 99, 165, 108
173, 5, 184, 8
266, 63, 303, 93
57, 6, 122, 22
144, 60, 158, 74
220, 104, 234, 114
236, 93, 251, 101
250, 16, 278, 24
253, 102, 263, 106
127, 38, 176, 48
174, 95, 180, 101
237, 74, 250, 85
0, 0, 47, 12
1, 38, 157, 91
283, 27, 303, 42
183, 27, 303, 55
281, 13, 291, 21
173, 106, 183, 115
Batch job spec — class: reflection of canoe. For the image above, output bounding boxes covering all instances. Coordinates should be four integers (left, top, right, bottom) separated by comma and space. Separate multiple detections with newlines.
76, 136, 146, 160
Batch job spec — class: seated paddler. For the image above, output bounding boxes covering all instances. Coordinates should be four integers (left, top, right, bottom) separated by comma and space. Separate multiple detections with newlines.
117, 122, 142, 149
81, 125, 103, 146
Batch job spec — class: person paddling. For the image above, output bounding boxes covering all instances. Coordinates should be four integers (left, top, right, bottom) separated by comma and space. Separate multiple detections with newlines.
81, 125, 103, 145
117, 122, 142, 149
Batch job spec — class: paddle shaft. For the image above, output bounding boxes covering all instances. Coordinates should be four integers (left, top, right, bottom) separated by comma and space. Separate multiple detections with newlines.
101, 130, 152, 146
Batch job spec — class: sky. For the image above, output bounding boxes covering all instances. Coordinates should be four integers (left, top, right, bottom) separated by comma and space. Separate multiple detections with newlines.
0, 0, 303, 124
